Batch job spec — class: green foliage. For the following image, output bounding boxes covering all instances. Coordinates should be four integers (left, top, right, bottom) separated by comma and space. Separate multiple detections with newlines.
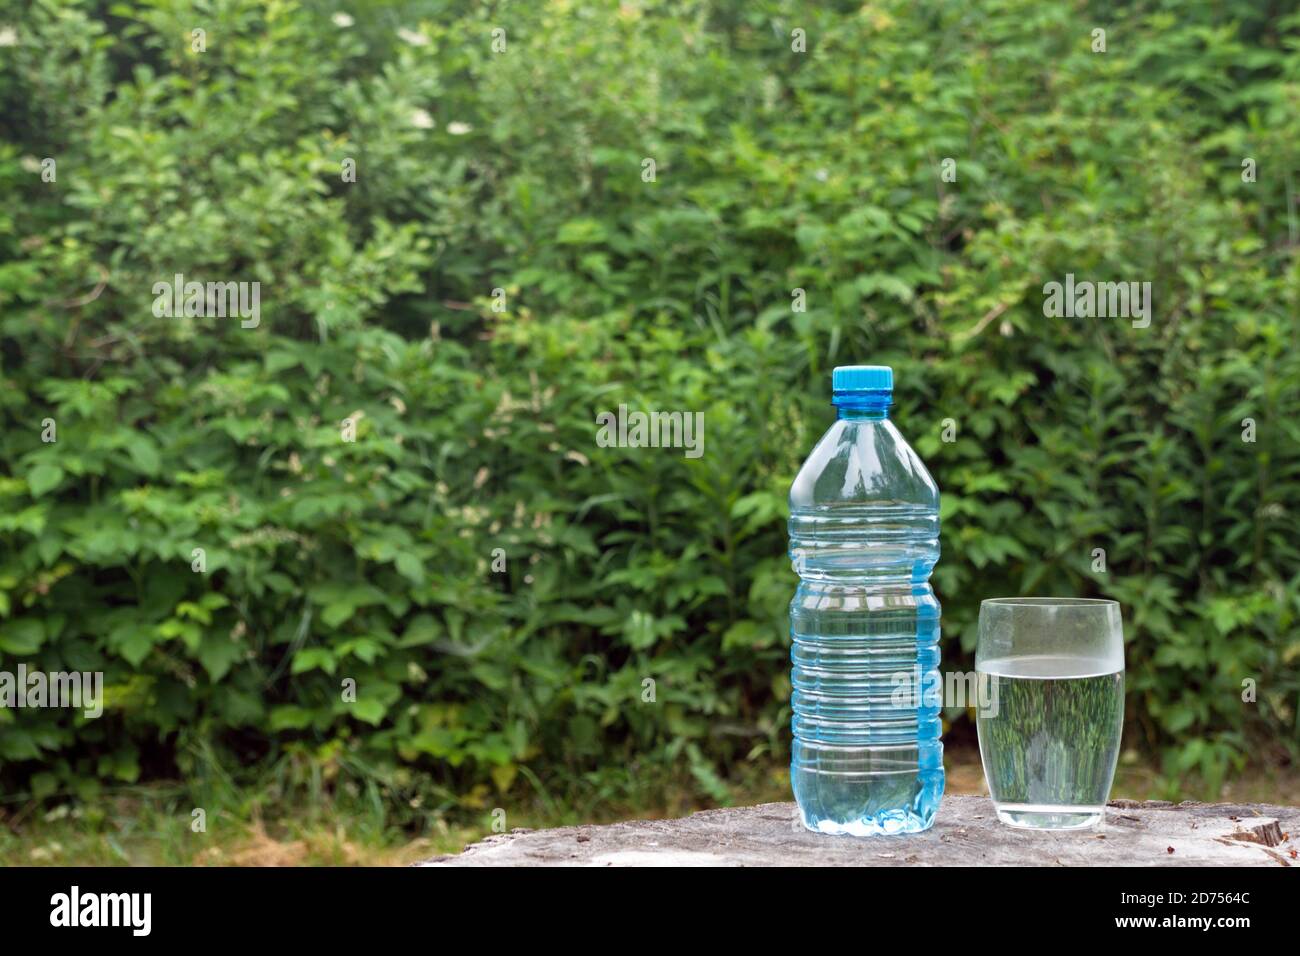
0, 0, 1296, 814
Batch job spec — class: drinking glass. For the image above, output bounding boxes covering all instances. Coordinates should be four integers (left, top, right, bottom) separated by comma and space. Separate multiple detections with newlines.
975, 598, 1124, 830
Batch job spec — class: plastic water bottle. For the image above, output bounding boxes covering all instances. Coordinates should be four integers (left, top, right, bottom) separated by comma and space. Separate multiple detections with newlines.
788, 365, 943, 835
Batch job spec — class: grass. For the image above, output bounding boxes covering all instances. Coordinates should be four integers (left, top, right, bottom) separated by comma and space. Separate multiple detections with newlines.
2, 746, 1294, 866
0, 791, 455, 867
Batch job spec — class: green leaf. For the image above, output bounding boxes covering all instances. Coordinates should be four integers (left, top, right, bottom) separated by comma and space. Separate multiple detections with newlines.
196, 635, 243, 681
125, 435, 162, 475
0, 619, 44, 654
269, 706, 315, 731
395, 552, 424, 585
27, 464, 64, 498
109, 624, 156, 667
322, 602, 356, 629
555, 218, 608, 245
351, 698, 387, 725
291, 647, 337, 675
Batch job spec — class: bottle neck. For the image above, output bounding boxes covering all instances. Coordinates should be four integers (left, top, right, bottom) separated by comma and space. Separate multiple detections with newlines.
834, 399, 891, 421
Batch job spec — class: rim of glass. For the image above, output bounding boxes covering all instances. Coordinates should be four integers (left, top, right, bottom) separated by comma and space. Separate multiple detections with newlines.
981, 597, 1119, 608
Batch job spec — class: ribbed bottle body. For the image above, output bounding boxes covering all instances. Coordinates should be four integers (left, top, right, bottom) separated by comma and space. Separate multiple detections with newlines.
788, 414, 943, 835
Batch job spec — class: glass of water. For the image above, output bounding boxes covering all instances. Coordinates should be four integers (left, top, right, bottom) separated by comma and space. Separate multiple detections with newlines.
976, 598, 1124, 830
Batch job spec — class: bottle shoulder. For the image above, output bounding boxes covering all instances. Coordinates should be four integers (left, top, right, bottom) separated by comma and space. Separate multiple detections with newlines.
790, 418, 938, 509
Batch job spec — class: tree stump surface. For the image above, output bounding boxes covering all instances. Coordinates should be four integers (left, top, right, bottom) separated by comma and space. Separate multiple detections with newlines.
418, 797, 1299, 867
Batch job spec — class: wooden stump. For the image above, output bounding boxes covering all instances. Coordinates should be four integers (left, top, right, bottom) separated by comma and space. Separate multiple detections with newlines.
419, 796, 1299, 867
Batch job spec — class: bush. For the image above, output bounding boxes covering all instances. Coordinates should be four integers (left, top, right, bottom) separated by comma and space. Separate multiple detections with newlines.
0, 0, 1296, 814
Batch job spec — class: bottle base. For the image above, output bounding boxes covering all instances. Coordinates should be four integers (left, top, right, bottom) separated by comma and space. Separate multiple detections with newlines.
993, 804, 1104, 830
792, 758, 944, 837
799, 808, 937, 836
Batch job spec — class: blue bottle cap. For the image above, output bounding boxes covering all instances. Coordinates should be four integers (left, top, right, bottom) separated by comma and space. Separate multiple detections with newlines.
832, 365, 893, 397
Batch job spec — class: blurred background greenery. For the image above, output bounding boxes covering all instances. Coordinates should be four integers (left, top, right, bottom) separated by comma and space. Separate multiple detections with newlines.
0, 0, 1297, 863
